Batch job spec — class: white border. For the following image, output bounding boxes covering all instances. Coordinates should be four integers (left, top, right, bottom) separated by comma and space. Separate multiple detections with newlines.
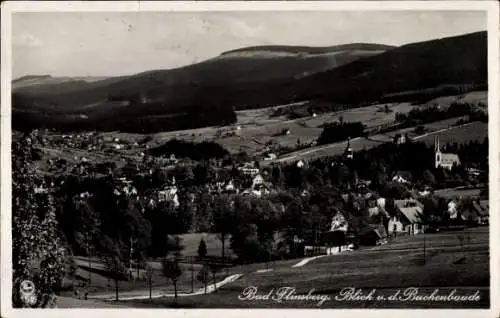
1, 1, 499, 318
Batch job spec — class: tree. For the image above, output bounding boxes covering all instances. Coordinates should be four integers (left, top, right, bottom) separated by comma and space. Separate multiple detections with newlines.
161, 257, 183, 299
103, 254, 127, 301
197, 238, 208, 260
213, 195, 235, 265
145, 264, 154, 300
423, 169, 436, 186
208, 263, 222, 293
12, 134, 70, 308
197, 265, 210, 295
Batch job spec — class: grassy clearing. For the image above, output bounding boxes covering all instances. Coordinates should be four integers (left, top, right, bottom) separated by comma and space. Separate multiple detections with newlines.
415, 121, 488, 146
434, 188, 482, 199
120, 227, 489, 308
421, 91, 487, 108
176, 232, 234, 258
273, 120, 487, 164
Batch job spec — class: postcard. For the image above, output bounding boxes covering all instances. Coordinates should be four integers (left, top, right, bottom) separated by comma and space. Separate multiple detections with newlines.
1, 1, 499, 318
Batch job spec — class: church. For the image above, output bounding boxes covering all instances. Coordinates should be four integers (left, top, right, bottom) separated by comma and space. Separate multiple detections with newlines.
434, 137, 460, 170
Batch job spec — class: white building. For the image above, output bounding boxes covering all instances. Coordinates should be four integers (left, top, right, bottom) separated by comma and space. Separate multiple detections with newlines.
435, 137, 460, 170
448, 200, 458, 219
252, 174, 264, 187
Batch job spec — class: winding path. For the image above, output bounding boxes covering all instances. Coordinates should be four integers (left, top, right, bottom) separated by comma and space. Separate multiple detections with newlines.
88, 274, 243, 301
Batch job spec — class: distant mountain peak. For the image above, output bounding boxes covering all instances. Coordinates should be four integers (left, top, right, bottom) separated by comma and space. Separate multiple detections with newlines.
220, 43, 395, 56
12, 74, 52, 83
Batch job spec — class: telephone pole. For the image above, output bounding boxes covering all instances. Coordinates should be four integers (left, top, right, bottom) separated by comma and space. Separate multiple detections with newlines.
130, 236, 137, 279
423, 232, 426, 264
191, 257, 194, 293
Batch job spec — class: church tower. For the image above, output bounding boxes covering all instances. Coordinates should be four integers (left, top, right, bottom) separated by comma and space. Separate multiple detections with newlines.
435, 137, 442, 168
344, 138, 353, 160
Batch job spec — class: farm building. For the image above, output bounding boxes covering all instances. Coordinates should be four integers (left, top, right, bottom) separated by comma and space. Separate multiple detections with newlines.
252, 174, 265, 187
358, 224, 387, 246
460, 199, 489, 225
158, 177, 179, 207
393, 133, 409, 145
392, 199, 425, 235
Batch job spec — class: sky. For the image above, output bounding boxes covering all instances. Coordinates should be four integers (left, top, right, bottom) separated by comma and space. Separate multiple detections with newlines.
12, 11, 486, 79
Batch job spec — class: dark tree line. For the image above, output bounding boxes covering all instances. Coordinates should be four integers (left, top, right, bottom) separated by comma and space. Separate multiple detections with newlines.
317, 122, 366, 145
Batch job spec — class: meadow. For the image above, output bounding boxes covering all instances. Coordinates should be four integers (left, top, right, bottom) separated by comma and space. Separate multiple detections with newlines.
120, 227, 489, 308
273, 120, 487, 164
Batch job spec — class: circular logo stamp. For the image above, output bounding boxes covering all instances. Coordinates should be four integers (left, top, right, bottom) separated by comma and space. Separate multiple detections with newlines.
20, 280, 37, 306
20, 280, 35, 296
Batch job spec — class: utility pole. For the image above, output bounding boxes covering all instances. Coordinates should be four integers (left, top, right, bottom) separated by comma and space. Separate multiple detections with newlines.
129, 236, 137, 279
86, 232, 92, 288
191, 257, 194, 293
423, 232, 426, 264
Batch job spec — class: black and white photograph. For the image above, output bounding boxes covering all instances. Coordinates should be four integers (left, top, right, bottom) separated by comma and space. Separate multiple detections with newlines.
1, 1, 499, 316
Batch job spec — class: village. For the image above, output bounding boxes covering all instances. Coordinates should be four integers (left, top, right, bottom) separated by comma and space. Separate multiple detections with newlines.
22, 124, 489, 263
8, 9, 492, 309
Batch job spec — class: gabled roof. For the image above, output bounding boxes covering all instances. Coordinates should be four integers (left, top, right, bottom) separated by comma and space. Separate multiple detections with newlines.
394, 198, 423, 210
359, 224, 387, 238
399, 207, 424, 224
472, 201, 489, 216
479, 200, 489, 212
394, 199, 424, 223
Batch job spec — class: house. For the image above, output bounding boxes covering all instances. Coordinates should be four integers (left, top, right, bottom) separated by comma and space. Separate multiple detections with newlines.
330, 211, 349, 232
448, 200, 459, 219
223, 180, 238, 193
388, 215, 405, 236
238, 163, 260, 176
393, 133, 409, 145
435, 137, 460, 170
467, 168, 482, 177
392, 170, 412, 184
418, 186, 433, 197
461, 199, 489, 225
359, 224, 387, 246
392, 175, 409, 184
392, 199, 425, 235
158, 177, 179, 207
252, 174, 265, 187
325, 212, 352, 254
478, 200, 489, 224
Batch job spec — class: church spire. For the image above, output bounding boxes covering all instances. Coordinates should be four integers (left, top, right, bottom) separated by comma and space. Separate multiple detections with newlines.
435, 137, 441, 153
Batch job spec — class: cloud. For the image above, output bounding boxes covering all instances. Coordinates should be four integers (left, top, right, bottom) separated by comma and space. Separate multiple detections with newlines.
13, 33, 42, 47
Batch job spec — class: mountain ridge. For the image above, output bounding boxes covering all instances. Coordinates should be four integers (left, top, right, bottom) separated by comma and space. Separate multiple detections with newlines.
12, 31, 486, 133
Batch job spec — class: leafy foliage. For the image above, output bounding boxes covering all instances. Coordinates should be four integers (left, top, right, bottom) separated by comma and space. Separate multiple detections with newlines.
12, 134, 71, 307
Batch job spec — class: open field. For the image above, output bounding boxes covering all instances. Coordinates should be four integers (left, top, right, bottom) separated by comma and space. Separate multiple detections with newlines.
176, 233, 234, 258
414, 121, 488, 146
273, 121, 487, 164
421, 91, 487, 109
64, 233, 234, 298
112, 90, 486, 156
434, 187, 482, 199
116, 227, 489, 308
31, 91, 487, 169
